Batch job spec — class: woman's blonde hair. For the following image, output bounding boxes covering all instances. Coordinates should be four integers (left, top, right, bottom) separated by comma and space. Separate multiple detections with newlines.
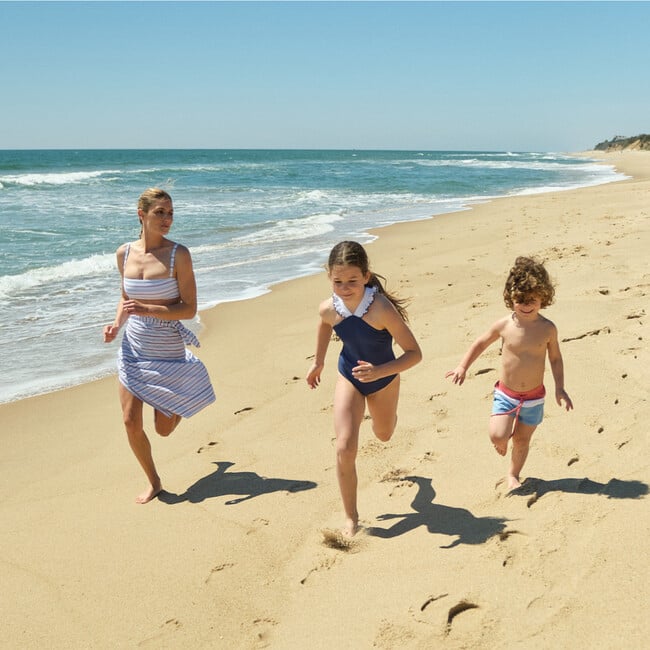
138, 187, 172, 212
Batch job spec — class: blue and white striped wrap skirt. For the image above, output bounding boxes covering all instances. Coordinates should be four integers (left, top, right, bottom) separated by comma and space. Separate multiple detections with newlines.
118, 316, 216, 418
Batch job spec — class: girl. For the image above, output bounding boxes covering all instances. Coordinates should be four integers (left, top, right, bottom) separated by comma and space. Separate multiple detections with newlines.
306, 241, 422, 537
103, 188, 215, 504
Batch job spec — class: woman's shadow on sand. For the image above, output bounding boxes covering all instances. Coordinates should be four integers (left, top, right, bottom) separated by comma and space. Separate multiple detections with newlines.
366, 475, 508, 549
158, 461, 317, 505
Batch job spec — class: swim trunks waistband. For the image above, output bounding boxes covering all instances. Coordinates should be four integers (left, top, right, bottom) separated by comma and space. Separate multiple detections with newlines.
494, 381, 545, 402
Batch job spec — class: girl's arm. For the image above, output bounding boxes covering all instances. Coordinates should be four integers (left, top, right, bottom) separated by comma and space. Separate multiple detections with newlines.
306, 301, 335, 389
445, 319, 503, 385
547, 324, 573, 410
122, 245, 198, 321
354, 297, 422, 382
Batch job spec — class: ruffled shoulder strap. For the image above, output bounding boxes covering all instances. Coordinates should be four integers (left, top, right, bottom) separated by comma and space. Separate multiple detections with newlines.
332, 286, 377, 319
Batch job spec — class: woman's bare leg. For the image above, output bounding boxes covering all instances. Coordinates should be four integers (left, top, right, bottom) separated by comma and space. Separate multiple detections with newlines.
119, 384, 162, 503
154, 410, 182, 437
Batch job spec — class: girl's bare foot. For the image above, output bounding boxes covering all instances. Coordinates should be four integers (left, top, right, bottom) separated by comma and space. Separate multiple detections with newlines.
135, 481, 162, 504
342, 516, 359, 538
507, 475, 522, 490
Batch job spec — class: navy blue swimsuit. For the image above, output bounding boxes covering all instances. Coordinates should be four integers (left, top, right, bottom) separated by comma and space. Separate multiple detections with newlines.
333, 287, 397, 396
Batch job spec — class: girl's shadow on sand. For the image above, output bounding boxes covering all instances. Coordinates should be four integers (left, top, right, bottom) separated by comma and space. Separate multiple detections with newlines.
367, 475, 508, 549
158, 461, 317, 505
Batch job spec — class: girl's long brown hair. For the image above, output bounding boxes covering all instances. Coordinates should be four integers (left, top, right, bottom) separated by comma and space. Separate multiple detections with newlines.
327, 240, 410, 321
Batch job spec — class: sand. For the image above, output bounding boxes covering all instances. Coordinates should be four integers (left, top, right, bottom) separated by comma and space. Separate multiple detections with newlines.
1, 150, 648, 649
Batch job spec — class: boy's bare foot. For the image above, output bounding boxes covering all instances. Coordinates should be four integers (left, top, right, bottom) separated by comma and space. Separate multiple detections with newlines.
493, 442, 507, 456
507, 475, 522, 490
135, 482, 162, 504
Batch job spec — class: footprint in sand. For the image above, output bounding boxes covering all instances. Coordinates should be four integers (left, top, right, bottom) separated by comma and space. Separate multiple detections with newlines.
445, 601, 479, 634
419, 593, 448, 612
562, 326, 611, 342
299, 556, 338, 585
567, 455, 579, 466
196, 441, 218, 454
205, 562, 235, 583
234, 406, 253, 415
252, 617, 277, 643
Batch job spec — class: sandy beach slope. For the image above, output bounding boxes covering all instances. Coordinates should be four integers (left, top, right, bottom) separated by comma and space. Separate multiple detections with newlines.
1, 150, 648, 649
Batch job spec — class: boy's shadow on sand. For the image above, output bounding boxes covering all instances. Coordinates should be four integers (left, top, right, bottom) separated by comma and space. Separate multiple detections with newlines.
509, 476, 649, 501
158, 461, 317, 505
367, 475, 508, 549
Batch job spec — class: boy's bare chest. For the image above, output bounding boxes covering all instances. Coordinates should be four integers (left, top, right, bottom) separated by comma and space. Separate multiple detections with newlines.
502, 321, 548, 355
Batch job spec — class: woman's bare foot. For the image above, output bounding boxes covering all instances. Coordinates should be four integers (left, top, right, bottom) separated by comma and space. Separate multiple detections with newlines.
135, 481, 162, 504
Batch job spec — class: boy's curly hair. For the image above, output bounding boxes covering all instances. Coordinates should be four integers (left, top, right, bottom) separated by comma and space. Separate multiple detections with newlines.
503, 256, 555, 309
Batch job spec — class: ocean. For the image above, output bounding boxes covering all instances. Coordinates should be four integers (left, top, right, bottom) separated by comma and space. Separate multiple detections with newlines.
0, 149, 624, 404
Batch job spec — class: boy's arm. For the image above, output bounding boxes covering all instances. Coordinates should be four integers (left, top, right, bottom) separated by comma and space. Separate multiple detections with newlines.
445, 319, 503, 385
547, 324, 573, 410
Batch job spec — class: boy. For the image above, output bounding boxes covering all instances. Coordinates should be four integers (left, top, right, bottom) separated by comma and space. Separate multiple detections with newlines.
445, 256, 573, 489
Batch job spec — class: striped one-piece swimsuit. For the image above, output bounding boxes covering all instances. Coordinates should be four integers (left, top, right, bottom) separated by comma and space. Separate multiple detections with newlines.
118, 243, 216, 418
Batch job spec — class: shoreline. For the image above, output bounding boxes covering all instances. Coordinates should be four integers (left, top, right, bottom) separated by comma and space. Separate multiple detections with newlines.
0, 149, 626, 406
2, 149, 648, 648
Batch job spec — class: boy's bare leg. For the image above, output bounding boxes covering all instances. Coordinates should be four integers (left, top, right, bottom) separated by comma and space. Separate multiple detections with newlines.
489, 414, 513, 456
508, 422, 537, 489
120, 385, 162, 503
333, 376, 366, 536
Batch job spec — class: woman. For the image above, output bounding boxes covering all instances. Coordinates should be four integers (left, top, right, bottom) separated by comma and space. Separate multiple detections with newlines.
104, 188, 215, 503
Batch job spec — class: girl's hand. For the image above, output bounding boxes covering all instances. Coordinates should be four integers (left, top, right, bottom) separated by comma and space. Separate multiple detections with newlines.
306, 362, 324, 389
352, 360, 378, 382
445, 366, 466, 385
103, 324, 120, 343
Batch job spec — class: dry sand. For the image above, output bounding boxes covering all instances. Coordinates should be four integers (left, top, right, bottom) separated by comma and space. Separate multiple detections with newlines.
1, 150, 648, 649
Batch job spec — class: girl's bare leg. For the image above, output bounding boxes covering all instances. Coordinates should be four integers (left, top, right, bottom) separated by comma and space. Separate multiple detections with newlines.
333, 376, 366, 536
119, 384, 162, 503
366, 375, 400, 442
508, 422, 537, 489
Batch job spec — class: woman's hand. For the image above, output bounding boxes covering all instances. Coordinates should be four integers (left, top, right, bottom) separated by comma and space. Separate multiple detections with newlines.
122, 299, 151, 317
103, 324, 120, 343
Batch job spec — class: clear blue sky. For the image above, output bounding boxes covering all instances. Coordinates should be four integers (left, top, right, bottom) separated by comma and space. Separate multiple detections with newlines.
1, 1, 648, 151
